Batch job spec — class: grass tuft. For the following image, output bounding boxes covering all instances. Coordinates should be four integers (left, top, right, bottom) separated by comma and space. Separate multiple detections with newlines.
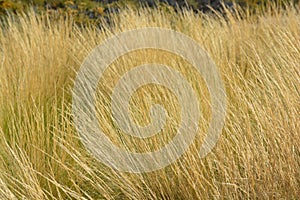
0, 5, 299, 199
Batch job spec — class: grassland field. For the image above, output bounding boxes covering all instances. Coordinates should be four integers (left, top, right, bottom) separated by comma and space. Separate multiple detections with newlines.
0, 2, 299, 200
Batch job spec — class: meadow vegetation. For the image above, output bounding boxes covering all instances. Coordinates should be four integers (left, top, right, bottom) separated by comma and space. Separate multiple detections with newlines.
0, 3, 299, 199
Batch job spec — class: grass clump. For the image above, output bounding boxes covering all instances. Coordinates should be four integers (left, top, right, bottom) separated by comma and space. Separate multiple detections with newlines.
0, 4, 299, 199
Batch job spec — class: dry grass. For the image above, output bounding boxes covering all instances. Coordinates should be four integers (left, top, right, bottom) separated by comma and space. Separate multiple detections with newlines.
0, 5, 299, 199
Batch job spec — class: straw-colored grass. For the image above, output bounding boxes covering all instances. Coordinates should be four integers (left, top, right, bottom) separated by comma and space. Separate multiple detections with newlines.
0, 5, 299, 199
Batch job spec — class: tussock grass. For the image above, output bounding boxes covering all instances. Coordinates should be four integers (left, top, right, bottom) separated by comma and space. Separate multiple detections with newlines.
0, 5, 299, 199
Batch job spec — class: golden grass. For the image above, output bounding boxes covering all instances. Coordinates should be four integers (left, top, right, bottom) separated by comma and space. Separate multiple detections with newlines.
0, 5, 299, 199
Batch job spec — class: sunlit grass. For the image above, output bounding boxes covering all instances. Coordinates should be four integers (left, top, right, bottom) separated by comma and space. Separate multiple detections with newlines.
0, 5, 299, 199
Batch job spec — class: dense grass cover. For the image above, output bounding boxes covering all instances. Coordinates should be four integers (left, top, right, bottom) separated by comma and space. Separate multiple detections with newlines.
0, 4, 299, 199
